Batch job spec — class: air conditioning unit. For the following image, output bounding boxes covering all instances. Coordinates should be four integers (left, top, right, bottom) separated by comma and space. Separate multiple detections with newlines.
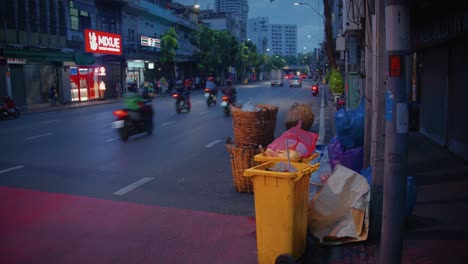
342, 0, 364, 33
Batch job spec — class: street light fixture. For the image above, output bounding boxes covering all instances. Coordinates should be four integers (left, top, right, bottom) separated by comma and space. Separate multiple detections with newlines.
293, 2, 324, 20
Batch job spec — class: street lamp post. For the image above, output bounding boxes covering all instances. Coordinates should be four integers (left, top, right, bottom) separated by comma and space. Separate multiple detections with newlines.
293, 2, 325, 20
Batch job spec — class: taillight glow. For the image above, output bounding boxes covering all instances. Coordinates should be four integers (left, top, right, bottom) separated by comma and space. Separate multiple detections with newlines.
222, 96, 229, 101
113, 110, 128, 118
204, 88, 211, 92
172, 93, 179, 98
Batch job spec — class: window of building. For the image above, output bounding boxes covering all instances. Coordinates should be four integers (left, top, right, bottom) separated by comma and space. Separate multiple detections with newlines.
70, 7, 79, 30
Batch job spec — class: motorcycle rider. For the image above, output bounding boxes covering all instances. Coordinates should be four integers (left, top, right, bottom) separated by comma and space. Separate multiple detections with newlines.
175, 79, 191, 109
124, 83, 146, 120
222, 79, 236, 104
205, 76, 217, 98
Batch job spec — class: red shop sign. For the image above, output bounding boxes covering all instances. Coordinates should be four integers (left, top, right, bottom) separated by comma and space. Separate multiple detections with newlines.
84, 29, 122, 55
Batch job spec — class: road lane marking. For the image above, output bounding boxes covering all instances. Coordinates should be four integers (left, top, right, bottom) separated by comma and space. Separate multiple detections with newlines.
204, 139, 222, 148
40, 120, 58, 124
162, 121, 176, 126
113, 177, 154, 195
106, 137, 119, 142
199, 111, 208, 115
0, 165, 24, 174
317, 86, 326, 145
25, 133, 52, 140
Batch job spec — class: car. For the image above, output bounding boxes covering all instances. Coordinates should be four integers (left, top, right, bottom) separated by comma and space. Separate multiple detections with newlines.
289, 76, 302, 88
271, 79, 284, 86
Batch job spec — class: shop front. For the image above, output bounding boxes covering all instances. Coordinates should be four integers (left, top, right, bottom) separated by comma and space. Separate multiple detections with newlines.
69, 65, 107, 101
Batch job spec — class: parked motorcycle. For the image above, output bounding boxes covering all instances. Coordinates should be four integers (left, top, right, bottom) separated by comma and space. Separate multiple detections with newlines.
112, 99, 154, 142
221, 93, 236, 117
204, 88, 217, 106
311, 84, 319, 96
172, 91, 191, 113
0, 97, 20, 119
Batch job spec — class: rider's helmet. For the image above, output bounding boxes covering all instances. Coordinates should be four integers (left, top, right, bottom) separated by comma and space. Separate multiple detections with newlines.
175, 80, 184, 89
207, 77, 214, 82
225, 79, 232, 86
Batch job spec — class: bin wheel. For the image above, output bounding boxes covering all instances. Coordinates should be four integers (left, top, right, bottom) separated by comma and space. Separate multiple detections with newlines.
275, 254, 296, 264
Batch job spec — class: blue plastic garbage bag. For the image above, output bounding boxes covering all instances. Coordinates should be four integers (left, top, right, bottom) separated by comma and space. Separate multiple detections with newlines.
328, 136, 364, 173
335, 98, 365, 149
309, 144, 331, 199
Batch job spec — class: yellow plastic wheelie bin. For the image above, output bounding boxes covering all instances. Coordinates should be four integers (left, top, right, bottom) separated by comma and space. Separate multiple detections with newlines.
243, 161, 319, 264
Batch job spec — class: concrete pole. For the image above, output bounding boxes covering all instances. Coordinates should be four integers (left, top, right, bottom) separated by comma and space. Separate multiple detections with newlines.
369, 0, 387, 241
363, 0, 373, 167
380, 1, 410, 263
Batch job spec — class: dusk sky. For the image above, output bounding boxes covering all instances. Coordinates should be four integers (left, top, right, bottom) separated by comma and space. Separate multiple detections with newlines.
177, 0, 325, 53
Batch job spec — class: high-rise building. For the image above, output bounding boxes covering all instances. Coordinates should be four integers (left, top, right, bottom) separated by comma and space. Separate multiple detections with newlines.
248, 17, 297, 57
215, 0, 248, 40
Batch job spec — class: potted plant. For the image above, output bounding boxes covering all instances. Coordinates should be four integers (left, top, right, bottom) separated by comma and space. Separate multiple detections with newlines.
329, 69, 344, 103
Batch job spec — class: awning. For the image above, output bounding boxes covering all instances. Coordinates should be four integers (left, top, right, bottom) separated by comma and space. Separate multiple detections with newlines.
74, 52, 95, 65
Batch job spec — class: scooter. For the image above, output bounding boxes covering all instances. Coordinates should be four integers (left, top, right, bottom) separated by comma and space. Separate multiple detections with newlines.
112, 100, 154, 142
172, 91, 191, 113
204, 88, 217, 106
221, 93, 236, 117
311, 84, 319, 96
0, 97, 20, 119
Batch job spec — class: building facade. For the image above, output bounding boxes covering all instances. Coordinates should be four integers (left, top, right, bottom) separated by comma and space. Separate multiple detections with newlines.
199, 9, 242, 39
215, 0, 248, 40
248, 17, 297, 57
0, 0, 198, 107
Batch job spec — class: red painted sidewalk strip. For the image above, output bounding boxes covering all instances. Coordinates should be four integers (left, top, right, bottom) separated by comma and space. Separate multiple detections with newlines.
0, 186, 257, 264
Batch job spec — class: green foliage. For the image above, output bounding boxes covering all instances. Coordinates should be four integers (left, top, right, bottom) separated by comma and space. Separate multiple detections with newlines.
329, 69, 344, 94
160, 27, 178, 64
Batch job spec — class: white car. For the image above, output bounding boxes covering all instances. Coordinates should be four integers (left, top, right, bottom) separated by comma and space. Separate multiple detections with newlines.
289, 77, 302, 88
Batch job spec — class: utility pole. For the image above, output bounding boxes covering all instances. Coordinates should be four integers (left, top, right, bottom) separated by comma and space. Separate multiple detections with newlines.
368, 0, 387, 241
380, 0, 410, 263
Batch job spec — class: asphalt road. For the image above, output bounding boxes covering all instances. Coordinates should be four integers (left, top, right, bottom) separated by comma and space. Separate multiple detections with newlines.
0, 80, 333, 217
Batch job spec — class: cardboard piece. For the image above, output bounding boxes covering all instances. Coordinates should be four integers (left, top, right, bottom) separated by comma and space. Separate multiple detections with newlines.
307, 164, 370, 245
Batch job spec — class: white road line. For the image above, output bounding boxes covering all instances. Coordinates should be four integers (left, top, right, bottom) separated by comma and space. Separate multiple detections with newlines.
40, 120, 58, 124
199, 111, 208, 115
317, 86, 326, 145
162, 121, 176, 126
0, 165, 24, 174
113, 177, 154, 196
204, 139, 222, 148
106, 137, 119, 142
25, 133, 52, 140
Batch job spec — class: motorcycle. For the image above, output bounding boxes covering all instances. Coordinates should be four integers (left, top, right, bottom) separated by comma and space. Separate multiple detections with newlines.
112, 99, 154, 142
204, 88, 217, 106
172, 91, 191, 113
0, 97, 20, 119
220, 93, 236, 117
311, 84, 319, 96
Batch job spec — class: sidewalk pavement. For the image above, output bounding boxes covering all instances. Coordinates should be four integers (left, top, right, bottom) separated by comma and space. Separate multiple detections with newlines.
19, 97, 124, 115
308, 132, 468, 264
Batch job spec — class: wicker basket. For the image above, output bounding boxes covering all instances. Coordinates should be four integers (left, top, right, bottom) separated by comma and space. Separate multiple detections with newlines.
226, 143, 260, 193
231, 104, 279, 147
285, 103, 315, 131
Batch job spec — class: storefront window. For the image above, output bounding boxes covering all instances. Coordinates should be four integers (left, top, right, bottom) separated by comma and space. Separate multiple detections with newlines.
70, 66, 106, 101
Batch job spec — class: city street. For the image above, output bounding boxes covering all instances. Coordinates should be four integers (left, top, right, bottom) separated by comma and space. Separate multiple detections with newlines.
0, 80, 333, 263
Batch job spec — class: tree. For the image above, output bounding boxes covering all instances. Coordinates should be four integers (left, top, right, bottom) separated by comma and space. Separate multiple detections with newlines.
160, 27, 179, 80
191, 25, 240, 82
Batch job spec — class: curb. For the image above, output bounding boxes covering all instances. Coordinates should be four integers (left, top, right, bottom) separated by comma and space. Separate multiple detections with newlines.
20, 98, 124, 116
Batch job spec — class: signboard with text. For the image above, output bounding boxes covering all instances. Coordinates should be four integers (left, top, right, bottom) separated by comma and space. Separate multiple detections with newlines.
84, 29, 122, 55
141, 36, 161, 48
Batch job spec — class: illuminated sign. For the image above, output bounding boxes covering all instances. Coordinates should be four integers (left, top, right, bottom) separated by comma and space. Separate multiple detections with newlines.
94, 66, 106, 76
141, 36, 161, 48
84, 29, 122, 55
389, 55, 401, 77
7, 58, 27, 64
